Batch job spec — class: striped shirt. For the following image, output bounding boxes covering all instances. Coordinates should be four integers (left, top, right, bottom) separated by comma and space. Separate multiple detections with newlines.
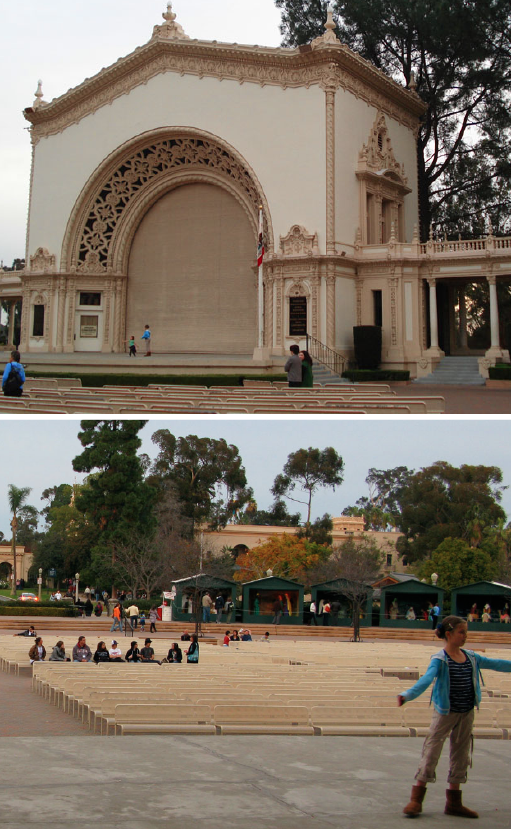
446, 652, 475, 712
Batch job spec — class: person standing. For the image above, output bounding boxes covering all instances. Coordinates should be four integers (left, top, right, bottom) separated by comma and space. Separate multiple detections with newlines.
128, 335, 137, 357
215, 593, 225, 624
186, 634, 199, 663
284, 344, 302, 387
110, 602, 123, 632
2, 350, 25, 397
126, 602, 139, 630
431, 601, 441, 631
202, 592, 212, 623
272, 596, 282, 625
299, 350, 314, 387
149, 606, 158, 633
141, 324, 151, 356
309, 601, 318, 626
399, 615, 511, 818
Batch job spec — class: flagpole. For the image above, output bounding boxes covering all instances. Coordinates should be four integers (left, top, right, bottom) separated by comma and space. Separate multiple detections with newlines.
257, 205, 264, 349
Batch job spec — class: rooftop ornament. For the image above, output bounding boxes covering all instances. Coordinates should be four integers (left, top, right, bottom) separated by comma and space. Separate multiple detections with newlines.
311, 4, 340, 49
33, 80, 46, 109
152, 1, 189, 41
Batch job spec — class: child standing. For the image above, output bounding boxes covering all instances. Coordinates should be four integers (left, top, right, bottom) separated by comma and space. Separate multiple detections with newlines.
141, 324, 151, 356
398, 615, 511, 818
128, 335, 137, 357
139, 611, 146, 632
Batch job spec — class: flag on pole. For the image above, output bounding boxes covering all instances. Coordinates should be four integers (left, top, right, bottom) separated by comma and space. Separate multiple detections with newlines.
257, 206, 265, 267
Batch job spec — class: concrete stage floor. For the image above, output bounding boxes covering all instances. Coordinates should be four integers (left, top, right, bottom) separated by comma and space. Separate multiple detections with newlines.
1, 733, 509, 829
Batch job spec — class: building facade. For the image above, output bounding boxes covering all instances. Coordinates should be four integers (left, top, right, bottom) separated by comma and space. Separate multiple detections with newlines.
3, 3, 510, 377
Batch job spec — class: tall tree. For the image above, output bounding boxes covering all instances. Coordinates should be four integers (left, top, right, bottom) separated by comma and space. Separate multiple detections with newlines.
275, 0, 511, 238
234, 533, 331, 587
419, 537, 498, 593
72, 421, 157, 590
149, 430, 253, 535
396, 461, 507, 563
271, 446, 344, 530
343, 466, 412, 530
7, 484, 34, 595
236, 498, 301, 526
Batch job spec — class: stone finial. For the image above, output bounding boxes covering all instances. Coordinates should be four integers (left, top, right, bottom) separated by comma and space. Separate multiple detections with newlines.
311, 3, 340, 48
487, 217, 494, 237
152, 1, 189, 40
33, 79, 46, 109
408, 72, 417, 92
429, 223, 434, 242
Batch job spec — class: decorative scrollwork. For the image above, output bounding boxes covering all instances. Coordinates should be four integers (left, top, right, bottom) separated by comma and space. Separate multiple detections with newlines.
74, 135, 265, 273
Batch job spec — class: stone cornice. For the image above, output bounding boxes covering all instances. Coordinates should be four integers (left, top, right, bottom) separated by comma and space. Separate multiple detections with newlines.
24, 37, 426, 141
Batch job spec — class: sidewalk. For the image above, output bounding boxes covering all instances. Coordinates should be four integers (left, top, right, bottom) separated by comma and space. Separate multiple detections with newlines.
0, 733, 509, 829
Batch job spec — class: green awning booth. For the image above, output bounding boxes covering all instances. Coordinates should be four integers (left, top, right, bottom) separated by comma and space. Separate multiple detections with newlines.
310, 579, 373, 627
241, 576, 303, 625
168, 574, 237, 623
380, 579, 445, 628
451, 581, 511, 632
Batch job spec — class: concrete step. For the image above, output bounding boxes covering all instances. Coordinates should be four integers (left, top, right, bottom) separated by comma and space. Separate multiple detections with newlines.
312, 364, 351, 385
413, 356, 485, 385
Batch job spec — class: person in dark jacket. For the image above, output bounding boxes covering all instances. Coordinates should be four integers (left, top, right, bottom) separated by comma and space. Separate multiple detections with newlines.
93, 641, 111, 663
186, 634, 199, 663
167, 643, 183, 663
125, 641, 141, 662
29, 637, 46, 663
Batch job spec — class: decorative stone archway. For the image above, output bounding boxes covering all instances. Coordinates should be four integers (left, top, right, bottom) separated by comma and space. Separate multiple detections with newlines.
61, 128, 273, 352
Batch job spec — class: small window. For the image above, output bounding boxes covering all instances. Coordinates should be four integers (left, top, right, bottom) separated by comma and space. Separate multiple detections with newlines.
79, 292, 101, 306
386, 554, 393, 566
378, 132, 384, 151
373, 290, 383, 327
32, 305, 44, 337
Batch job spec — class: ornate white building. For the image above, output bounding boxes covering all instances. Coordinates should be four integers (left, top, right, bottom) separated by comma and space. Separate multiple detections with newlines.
3, 3, 510, 377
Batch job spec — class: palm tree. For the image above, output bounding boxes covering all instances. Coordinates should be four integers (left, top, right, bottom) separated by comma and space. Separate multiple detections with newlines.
7, 484, 33, 595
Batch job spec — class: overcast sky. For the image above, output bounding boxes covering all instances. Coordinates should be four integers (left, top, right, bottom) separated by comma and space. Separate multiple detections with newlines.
0, 0, 283, 267
1, 417, 511, 538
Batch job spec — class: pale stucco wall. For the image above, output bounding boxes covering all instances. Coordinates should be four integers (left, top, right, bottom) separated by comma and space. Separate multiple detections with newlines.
334, 90, 419, 245
28, 74, 326, 267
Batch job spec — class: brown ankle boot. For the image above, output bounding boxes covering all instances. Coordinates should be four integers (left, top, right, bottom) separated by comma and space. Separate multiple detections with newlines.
444, 789, 479, 818
403, 785, 427, 817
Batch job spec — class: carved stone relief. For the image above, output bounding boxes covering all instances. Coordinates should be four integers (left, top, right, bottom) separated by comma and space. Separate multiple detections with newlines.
29, 247, 56, 273
279, 225, 319, 257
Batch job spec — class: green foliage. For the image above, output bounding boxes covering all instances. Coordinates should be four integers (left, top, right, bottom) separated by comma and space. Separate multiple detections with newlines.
236, 498, 301, 526
296, 513, 334, 545
342, 370, 410, 381
271, 446, 344, 526
396, 461, 507, 563
275, 0, 511, 238
343, 466, 412, 530
72, 421, 157, 581
489, 365, 511, 380
149, 430, 252, 535
0, 606, 76, 616
418, 537, 498, 593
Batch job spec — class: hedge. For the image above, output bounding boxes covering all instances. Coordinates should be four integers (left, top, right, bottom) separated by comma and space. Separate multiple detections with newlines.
27, 373, 287, 388
488, 365, 511, 380
342, 369, 410, 382
0, 606, 76, 617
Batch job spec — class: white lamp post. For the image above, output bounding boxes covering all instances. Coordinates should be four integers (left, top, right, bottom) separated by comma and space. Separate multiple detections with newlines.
431, 572, 439, 586
75, 572, 80, 602
38, 567, 43, 601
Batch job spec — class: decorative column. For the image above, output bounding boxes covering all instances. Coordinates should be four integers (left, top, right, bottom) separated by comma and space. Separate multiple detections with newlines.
19, 286, 31, 353
56, 277, 67, 352
325, 84, 336, 255
7, 300, 16, 345
326, 269, 336, 349
458, 287, 468, 350
488, 275, 500, 350
265, 272, 274, 351
427, 277, 441, 352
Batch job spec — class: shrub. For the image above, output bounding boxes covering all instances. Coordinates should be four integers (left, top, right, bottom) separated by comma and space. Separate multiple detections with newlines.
0, 606, 76, 617
353, 326, 382, 369
489, 365, 511, 380
342, 369, 410, 382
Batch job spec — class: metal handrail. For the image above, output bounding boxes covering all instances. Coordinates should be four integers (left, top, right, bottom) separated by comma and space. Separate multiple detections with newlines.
306, 333, 346, 377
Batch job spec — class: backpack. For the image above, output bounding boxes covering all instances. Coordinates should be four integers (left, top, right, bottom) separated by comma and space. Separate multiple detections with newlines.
4, 364, 23, 395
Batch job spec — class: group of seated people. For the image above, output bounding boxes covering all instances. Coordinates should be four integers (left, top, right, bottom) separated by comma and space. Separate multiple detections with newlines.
27, 635, 189, 664
222, 628, 253, 643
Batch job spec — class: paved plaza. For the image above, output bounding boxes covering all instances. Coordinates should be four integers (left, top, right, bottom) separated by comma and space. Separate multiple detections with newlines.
1, 667, 510, 829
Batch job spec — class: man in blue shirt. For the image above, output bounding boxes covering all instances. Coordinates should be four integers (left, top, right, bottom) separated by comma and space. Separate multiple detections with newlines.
141, 324, 151, 356
2, 350, 25, 397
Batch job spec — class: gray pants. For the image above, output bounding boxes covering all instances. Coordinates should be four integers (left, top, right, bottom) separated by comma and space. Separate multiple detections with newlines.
415, 708, 474, 785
